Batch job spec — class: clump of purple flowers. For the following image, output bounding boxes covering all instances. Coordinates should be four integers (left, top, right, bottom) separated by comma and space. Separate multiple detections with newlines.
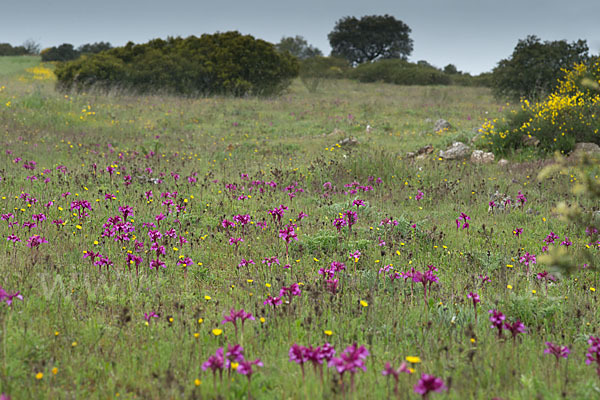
544, 341, 570, 366
586, 336, 600, 377
263, 294, 282, 308
279, 283, 302, 304
26, 235, 48, 248
414, 373, 447, 398
229, 237, 243, 254
203, 343, 260, 397
202, 347, 227, 389
289, 343, 309, 378
237, 358, 263, 398
544, 231, 560, 244
279, 223, 298, 258
319, 261, 345, 294
343, 209, 358, 235
467, 292, 480, 320
352, 199, 365, 210
516, 191, 527, 208
489, 309, 506, 338
560, 237, 573, 248
328, 343, 369, 394
503, 319, 527, 343
143, 311, 159, 324
513, 227, 523, 237
289, 342, 336, 382
415, 190, 424, 201
382, 361, 412, 395
456, 212, 470, 231
536, 271, 556, 294
0, 286, 23, 307
237, 258, 255, 269
519, 252, 536, 276
262, 256, 280, 267
412, 265, 440, 300
333, 217, 347, 234
221, 308, 255, 338
268, 204, 287, 226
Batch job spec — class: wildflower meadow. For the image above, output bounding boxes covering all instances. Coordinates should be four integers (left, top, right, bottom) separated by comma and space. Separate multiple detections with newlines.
0, 56, 599, 399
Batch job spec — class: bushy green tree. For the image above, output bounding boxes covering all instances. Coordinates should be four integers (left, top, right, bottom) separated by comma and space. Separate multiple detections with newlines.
492, 35, 589, 100
276, 36, 322, 59
41, 43, 79, 62
55, 32, 298, 97
328, 15, 413, 65
443, 64, 458, 74
77, 42, 112, 55
416, 60, 435, 69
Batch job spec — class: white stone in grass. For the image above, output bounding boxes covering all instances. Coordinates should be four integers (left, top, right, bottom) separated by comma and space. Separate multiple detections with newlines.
439, 142, 470, 160
470, 150, 495, 164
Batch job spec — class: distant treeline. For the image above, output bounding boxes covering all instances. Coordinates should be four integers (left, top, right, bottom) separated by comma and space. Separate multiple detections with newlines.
41, 42, 113, 62
0, 41, 112, 61
0, 40, 40, 56
296, 56, 492, 92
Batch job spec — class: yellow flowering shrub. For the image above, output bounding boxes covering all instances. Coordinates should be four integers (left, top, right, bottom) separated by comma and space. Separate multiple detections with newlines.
479, 59, 600, 154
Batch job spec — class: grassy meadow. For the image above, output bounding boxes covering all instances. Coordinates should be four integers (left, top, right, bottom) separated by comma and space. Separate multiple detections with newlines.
0, 56, 599, 399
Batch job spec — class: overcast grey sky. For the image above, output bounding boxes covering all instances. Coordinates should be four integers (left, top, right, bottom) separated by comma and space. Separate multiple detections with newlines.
2, 0, 599, 74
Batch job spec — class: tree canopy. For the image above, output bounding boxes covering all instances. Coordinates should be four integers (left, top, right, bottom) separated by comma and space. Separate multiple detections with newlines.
275, 36, 322, 60
328, 15, 413, 65
492, 35, 590, 100
77, 42, 113, 55
41, 42, 112, 62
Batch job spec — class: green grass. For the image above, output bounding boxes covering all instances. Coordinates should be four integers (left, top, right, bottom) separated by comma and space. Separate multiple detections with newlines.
0, 57, 598, 399
0, 56, 42, 77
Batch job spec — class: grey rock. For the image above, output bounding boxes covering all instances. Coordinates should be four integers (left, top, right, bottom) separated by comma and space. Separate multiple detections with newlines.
406, 145, 433, 159
570, 142, 600, 159
497, 159, 509, 167
434, 119, 452, 133
470, 150, 495, 164
338, 137, 358, 147
574, 142, 600, 152
439, 142, 470, 160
